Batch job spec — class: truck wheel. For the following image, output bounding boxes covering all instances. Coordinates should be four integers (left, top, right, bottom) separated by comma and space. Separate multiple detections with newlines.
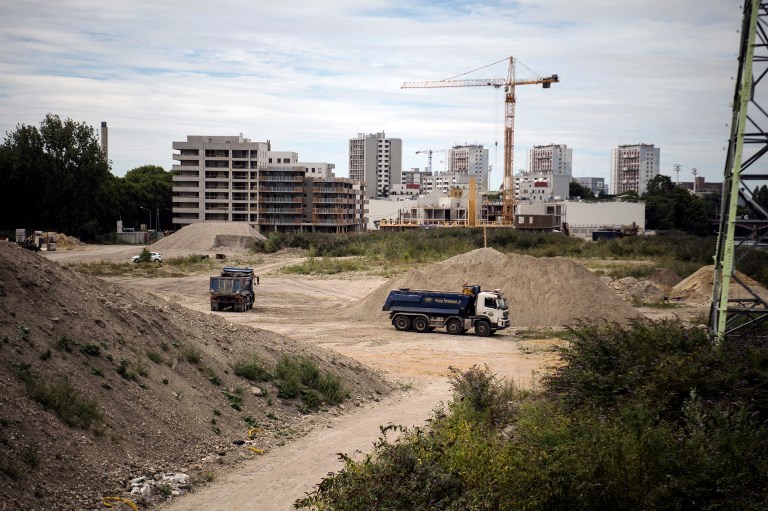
474, 320, 491, 337
446, 318, 463, 335
393, 316, 411, 331
412, 316, 430, 333
211, 302, 218, 311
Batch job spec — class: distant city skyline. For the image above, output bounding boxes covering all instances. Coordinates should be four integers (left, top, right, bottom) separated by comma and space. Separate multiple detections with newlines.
0, 1, 741, 191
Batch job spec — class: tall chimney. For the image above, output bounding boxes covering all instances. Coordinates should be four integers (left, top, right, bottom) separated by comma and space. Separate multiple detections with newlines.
100, 122, 108, 160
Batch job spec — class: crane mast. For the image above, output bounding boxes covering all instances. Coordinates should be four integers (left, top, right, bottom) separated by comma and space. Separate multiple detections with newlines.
402, 56, 558, 223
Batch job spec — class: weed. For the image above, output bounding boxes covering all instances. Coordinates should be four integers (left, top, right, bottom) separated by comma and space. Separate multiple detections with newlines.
266, 411, 278, 420
147, 351, 164, 364
207, 368, 221, 386
243, 415, 259, 427
117, 358, 146, 381
11, 364, 103, 429
17, 326, 30, 342
162, 378, 169, 385
90, 367, 104, 377
160, 341, 169, 351
222, 390, 243, 411
39, 349, 51, 361
183, 345, 202, 364
79, 344, 101, 356
213, 409, 221, 416
101, 382, 112, 390
233, 355, 271, 382
56, 336, 74, 352
157, 483, 172, 497
275, 355, 347, 407
211, 425, 221, 435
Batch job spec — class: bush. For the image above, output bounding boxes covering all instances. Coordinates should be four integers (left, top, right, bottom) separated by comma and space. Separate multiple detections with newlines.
233, 355, 271, 382
296, 325, 768, 511
275, 355, 347, 409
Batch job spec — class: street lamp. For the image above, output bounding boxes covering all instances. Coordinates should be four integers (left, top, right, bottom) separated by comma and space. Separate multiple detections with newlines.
139, 207, 152, 232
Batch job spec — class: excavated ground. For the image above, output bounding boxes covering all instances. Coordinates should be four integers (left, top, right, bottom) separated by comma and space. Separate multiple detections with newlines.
0, 242, 726, 511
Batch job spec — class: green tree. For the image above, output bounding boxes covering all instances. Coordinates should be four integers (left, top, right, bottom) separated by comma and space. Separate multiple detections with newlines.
642, 176, 714, 236
0, 114, 114, 239
569, 180, 593, 199
119, 165, 173, 231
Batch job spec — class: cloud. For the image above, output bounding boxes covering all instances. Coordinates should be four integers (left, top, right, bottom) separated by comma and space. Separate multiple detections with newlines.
0, 0, 744, 191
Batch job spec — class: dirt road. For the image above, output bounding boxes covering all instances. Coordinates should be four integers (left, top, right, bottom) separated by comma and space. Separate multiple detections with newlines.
47, 248, 559, 510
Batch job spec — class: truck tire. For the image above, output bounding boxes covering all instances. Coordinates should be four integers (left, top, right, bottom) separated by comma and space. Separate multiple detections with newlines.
474, 320, 491, 337
446, 318, 463, 335
211, 302, 218, 311
393, 315, 411, 331
412, 316, 430, 333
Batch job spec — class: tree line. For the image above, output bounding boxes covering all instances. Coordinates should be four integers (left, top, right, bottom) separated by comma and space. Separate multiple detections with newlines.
0, 114, 172, 241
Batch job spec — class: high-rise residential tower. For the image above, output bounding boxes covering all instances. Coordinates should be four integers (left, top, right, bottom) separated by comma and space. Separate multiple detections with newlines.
446, 144, 490, 192
611, 143, 660, 195
348, 132, 402, 198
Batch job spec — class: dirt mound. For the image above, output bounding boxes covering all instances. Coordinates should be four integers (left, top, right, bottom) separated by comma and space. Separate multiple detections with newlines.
345, 248, 642, 327
670, 265, 768, 304
0, 242, 389, 511
149, 222, 266, 254
648, 268, 683, 291
602, 276, 667, 303
53, 233, 85, 249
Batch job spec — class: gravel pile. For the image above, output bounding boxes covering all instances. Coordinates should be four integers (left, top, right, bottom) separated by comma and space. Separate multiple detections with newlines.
149, 222, 266, 254
345, 248, 643, 327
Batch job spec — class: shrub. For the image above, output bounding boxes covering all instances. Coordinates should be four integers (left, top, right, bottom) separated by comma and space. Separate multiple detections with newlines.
275, 355, 347, 407
147, 351, 164, 364
183, 345, 202, 364
232, 355, 271, 382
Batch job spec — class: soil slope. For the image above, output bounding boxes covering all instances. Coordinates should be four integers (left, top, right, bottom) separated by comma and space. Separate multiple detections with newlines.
346, 248, 643, 327
0, 242, 389, 511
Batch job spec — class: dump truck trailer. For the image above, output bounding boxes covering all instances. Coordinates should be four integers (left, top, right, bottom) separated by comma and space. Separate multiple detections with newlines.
209, 267, 258, 312
382, 285, 509, 337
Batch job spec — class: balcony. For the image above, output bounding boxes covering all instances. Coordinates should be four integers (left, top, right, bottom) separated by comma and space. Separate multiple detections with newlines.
259, 175, 304, 183
259, 207, 303, 214
205, 150, 229, 158
258, 186, 303, 193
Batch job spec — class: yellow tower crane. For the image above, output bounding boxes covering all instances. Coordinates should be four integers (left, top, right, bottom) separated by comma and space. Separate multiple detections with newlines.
402, 56, 558, 223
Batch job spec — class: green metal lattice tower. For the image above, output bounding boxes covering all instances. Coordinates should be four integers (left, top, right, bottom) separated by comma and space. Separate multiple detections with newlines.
710, 0, 768, 342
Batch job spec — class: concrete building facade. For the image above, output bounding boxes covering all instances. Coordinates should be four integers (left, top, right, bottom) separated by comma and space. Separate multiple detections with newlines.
527, 144, 572, 175
611, 143, 660, 195
514, 172, 571, 203
172, 134, 366, 233
348, 132, 403, 198
446, 144, 490, 192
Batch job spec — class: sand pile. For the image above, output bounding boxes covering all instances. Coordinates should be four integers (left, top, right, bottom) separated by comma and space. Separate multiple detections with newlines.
149, 222, 266, 253
53, 233, 85, 248
670, 265, 768, 304
648, 268, 683, 291
345, 248, 643, 327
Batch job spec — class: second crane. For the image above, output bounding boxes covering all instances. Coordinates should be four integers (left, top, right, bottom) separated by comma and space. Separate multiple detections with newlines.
402, 56, 558, 223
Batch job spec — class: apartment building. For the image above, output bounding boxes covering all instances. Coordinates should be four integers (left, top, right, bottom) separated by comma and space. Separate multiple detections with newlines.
611, 143, 660, 195
349, 132, 403, 198
527, 144, 572, 175
446, 144, 490, 192
514, 172, 571, 203
514, 144, 573, 202
172, 134, 366, 233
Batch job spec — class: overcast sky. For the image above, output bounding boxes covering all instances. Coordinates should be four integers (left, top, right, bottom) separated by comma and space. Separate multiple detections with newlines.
0, 0, 744, 190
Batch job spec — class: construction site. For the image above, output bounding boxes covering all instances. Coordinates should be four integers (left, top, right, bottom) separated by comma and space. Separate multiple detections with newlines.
3, 216, 762, 510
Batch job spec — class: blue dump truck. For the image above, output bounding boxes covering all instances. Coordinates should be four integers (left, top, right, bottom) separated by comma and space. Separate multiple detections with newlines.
209, 267, 258, 312
382, 285, 509, 337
